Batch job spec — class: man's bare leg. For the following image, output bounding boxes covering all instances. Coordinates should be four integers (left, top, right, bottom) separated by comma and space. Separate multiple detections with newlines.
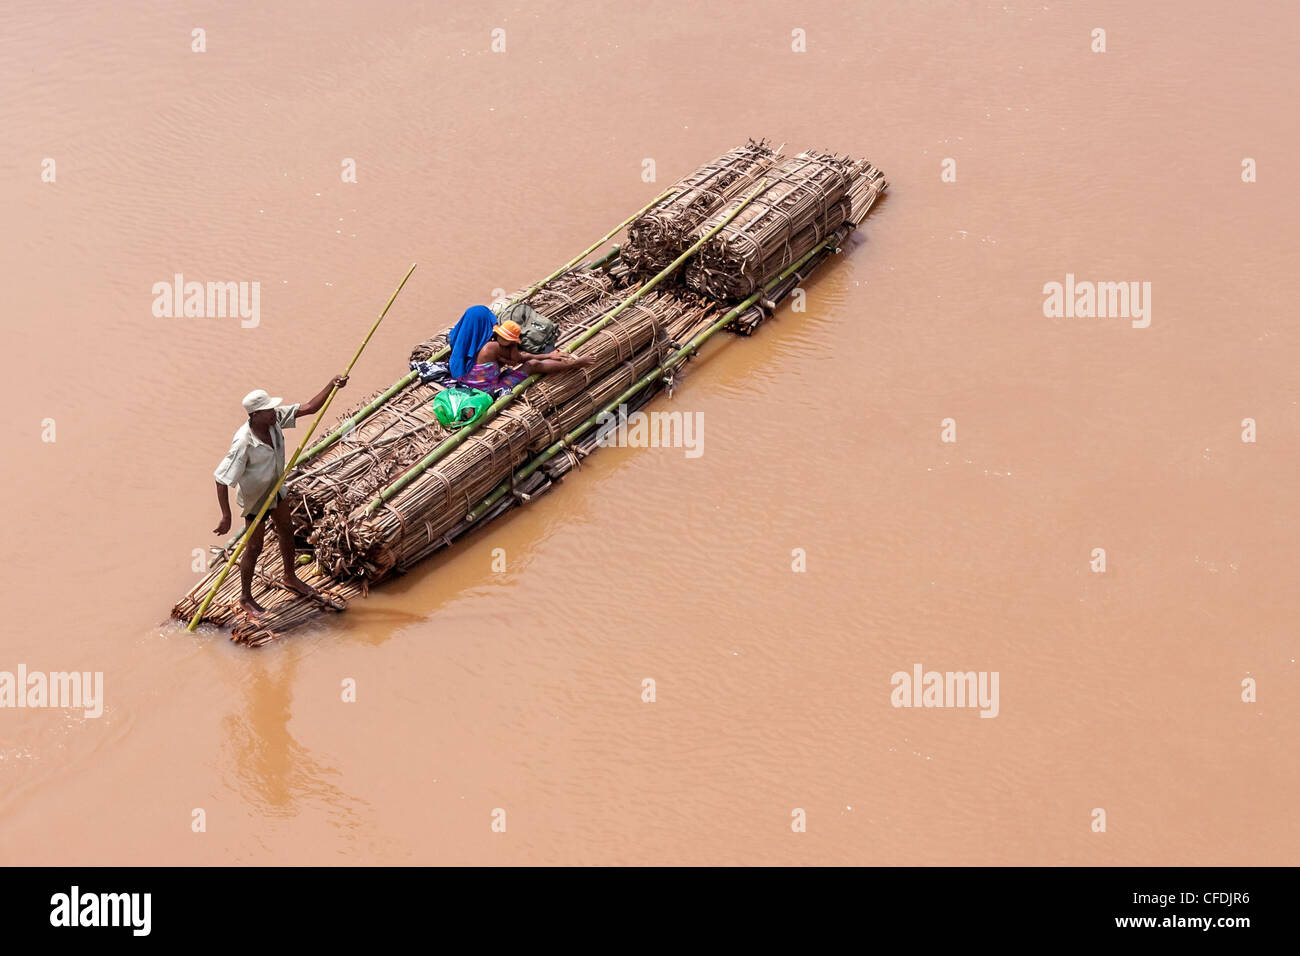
271, 496, 318, 599
239, 518, 267, 617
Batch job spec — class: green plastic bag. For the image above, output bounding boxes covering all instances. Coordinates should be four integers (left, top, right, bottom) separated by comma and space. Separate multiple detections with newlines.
433, 387, 493, 430
501, 302, 559, 354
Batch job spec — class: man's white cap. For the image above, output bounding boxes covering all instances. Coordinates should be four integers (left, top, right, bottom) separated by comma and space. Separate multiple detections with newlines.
242, 389, 283, 414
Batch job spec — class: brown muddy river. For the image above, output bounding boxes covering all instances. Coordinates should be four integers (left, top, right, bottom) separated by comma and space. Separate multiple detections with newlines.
0, 0, 1295, 865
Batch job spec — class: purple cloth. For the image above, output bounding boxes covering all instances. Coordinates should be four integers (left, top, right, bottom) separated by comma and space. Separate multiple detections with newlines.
457, 362, 527, 395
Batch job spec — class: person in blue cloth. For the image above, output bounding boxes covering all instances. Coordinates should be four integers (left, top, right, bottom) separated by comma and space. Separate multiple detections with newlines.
447, 305, 590, 395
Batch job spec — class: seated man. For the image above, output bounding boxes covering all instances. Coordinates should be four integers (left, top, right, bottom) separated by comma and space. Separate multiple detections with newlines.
457, 317, 593, 394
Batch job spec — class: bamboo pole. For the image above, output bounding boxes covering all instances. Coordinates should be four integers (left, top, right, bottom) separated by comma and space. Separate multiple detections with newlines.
584, 244, 621, 271
364, 179, 770, 517
187, 263, 418, 631
297, 190, 676, 466
464, 235, 838, 523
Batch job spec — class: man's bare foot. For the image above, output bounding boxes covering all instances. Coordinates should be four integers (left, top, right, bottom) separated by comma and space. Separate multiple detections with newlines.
284, 576, 345, 611
284, 576, 319, 600
573, 354, 597, 367
239, 596, 267, 617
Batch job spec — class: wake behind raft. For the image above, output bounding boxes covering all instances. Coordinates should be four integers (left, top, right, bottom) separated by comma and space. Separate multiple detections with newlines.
173, 141, 888, 645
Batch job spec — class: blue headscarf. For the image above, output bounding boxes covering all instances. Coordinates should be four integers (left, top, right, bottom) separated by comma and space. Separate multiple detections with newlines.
447, 305, 498, 378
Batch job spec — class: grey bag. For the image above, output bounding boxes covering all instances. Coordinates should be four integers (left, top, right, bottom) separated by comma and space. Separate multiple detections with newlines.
502, 302, 559, 354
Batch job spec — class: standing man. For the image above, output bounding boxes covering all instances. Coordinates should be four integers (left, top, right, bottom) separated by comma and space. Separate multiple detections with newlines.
212, 376, 347, 616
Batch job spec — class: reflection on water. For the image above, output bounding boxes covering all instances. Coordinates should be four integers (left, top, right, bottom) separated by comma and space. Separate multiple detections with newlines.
221, 651, 366, 830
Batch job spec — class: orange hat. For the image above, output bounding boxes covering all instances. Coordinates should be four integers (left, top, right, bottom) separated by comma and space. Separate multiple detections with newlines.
493, 320, 522, 343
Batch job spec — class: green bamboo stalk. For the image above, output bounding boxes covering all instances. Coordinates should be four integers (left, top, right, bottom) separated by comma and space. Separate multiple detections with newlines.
187, 263, 418, 631
584, 244, 621, 271
364, 179, 770, 517
464, 235, 837, 523
297, 192, 674, 466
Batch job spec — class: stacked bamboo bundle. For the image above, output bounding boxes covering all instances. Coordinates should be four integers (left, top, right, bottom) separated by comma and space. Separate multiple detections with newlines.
229, 309, 708, 647
684, 150, 876, 301
308, 401, 547, 579
310, 289, 717, 580
173, 139, 888, 645
298, 281, 638, 550
726, 222, 852, 335
285, 381, 450, 541
213, 309, 712, 647
725, 161, 886, 333
309, 270, 650, 543
622, 139, 778, 276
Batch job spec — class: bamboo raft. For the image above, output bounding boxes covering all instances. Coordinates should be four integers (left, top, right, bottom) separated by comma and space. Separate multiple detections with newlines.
173, 141, 888, 645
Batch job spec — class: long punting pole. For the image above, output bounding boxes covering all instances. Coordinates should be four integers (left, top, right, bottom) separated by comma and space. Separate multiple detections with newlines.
295, 189, 677, 467
463, 233, 840, 523
364, 179, 770, 517
187, 263, 418, 631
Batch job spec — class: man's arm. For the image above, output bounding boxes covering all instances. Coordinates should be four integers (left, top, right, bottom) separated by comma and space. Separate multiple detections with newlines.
530, 344, 585, 361
516, 346, 575, 361
297, 374, 349, 415
213, 431, 247, 533
213, 482, 233, 535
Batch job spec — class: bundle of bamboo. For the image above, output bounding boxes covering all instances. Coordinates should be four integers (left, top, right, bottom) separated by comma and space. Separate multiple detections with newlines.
683, 150, 873, 301
285, 381, 452, 541
308, 269, 662, 543
308, 405, 545, 578
724, 160, 887, 332
300, 290, 626, 549
173, 140, 888, 645
622, 139, 777, 276
310, 288, 716, 580
726, 223, 851, 335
